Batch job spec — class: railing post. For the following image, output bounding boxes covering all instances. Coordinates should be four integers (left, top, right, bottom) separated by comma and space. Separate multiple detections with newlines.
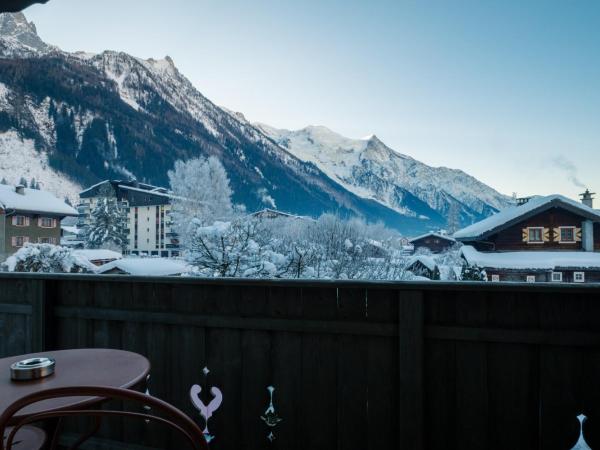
398, 290, 424, 449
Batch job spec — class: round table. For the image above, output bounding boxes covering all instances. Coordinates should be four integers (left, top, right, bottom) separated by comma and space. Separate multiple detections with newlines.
0, 349, 150, 424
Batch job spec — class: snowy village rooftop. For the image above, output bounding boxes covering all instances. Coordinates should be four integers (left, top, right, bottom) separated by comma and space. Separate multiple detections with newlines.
0, 184, 77, 216
454, 194, 600, 240
461, 245, 600, 270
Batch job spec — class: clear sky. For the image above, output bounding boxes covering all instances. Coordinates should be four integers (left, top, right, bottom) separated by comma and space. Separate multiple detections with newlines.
26, 0, 600, 201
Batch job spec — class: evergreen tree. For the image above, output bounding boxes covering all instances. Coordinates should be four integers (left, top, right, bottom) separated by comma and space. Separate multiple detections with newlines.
84, 185, 128, 252
18, 177, 28, 188
64, 196, 73, 206
0, 178, 7, 185
30, 178, 38, 190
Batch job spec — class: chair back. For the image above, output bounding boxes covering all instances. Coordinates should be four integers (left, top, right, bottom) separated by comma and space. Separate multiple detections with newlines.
0, 386, 208, 450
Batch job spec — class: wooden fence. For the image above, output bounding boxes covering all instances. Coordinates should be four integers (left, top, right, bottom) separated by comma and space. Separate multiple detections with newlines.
1, 273, 600, 449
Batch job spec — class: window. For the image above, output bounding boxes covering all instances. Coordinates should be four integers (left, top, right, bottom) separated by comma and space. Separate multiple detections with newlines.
560, 227, 576, 243
491, 274, 500, 282
38, 237, 57, 244
12, 215, 28, 227
551, 272, 563, 282
12, 236, 29, 247
528, 227, 543, 243
526, 275, 536, 283
574, 272, 585, 283
39, 217, 55, 228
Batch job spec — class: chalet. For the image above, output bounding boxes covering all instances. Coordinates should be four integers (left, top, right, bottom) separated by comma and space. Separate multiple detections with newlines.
454, 191, 600, 283
406, 255, 440, 280
249, 208, 314, 222
0, 184, 78, 260
409, 232, 456, 254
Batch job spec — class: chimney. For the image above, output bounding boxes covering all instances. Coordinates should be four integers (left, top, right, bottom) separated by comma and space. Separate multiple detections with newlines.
15, 185, 25, 195
580, 189, 595, 208
517, 196, 532, 206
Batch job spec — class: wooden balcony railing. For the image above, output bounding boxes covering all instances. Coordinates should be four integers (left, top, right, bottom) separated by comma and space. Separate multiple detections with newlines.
0, 274, 599, 449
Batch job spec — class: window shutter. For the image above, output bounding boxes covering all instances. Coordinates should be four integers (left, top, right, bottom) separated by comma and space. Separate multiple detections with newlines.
38, 217, 42, 227
575, 227, 582, 242
522, 228, 529, 243
23, 236, 29, 243
25, 217, 30, 226
553, 228, 561, 242
52, 218, 57, 228
11, 236, 16, 246
543, 228, 551, 242
11, 216, 17, 226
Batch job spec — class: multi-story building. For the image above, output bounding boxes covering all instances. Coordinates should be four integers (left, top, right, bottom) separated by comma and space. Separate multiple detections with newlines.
0, 184, 78, 260
78, 180, 180, 257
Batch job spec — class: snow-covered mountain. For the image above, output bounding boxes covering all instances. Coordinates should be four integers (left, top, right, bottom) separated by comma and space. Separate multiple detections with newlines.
0, 12, 508, 234
257, 124, 511, 225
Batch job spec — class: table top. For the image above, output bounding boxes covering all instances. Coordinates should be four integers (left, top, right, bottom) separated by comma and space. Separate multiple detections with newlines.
0, 349, 150, 422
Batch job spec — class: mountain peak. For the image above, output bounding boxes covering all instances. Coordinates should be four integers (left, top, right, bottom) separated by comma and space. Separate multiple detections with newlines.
0, 12, 50, 54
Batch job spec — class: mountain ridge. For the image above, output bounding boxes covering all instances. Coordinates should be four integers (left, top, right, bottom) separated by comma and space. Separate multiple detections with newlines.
0, 12, 508, 234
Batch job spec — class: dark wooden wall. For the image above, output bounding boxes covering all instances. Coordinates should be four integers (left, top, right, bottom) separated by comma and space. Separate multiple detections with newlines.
412, 237, 454, 254
485, 208, 588, 251
1, 274, 600, 450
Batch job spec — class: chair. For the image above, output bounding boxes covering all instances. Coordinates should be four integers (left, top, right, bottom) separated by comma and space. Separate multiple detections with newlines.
2, 426, 45, 450
0, 386, 208, 450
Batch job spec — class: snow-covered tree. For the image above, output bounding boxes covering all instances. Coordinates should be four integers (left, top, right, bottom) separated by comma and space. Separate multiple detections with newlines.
64, 196, 73, 206
83, 185, 128, 252
3, 244, 95, 273
0, 178, 7, 185
461, 264, 487, 281
187, 218, 281, 278
18, 177, 27, 188
30, 177, 38, 190
168, 156, 234, 250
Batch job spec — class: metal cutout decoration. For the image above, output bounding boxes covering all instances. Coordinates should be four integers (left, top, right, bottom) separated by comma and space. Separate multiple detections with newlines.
261, 386, 282, 443
143, 374, 152, 424
190, 367, 223, 444
571, 414, 591, 450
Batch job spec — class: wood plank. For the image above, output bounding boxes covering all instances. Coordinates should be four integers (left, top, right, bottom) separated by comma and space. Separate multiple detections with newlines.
398, 290, 424, 450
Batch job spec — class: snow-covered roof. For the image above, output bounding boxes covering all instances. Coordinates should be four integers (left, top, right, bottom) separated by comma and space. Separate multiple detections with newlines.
61, 225, 79, 234
97, 258, 190, 276
407, 255, 438, 272
0, 185, 78, 216
249, 208, 315, 221
460, 245, 600, 270
409, 232, 456, 243
117, 184, 176, 199
73, 249, 122, 262
454, 195, 600, 240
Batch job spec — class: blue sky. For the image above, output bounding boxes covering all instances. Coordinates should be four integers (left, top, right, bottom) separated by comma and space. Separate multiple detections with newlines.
26, 0, 600, 200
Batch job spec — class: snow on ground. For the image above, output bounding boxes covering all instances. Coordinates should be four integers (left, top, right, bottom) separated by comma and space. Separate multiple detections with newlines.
97, 257, 190, 276
460, 245, 600, 270
0, 131, 82, 201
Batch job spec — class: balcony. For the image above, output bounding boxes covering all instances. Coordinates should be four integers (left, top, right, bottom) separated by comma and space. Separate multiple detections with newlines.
1, 275, 599, 449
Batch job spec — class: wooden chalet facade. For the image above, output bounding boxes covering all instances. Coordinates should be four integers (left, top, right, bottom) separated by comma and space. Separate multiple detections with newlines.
409, 232, 456, 254
455, 194, 600, 283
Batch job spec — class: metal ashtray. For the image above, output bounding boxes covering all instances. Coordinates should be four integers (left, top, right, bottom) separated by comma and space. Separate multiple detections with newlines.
10, 357, 55, 381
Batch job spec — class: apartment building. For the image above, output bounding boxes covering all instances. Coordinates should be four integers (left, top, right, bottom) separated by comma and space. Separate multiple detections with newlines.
0, 184, 78, 260
78, 180, 180, 257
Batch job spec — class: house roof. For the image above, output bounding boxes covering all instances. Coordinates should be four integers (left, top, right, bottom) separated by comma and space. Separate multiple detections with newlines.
97, 258, 190, 276
460, 245, 600, 271
73, 249, 122, 262
0, 185, 78, 216
407, 255, 438, 272
409, 232, 456, 243
454, 195, 600, 241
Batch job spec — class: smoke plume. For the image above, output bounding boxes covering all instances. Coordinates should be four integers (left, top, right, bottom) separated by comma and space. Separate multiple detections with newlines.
551, 156, 587, 189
